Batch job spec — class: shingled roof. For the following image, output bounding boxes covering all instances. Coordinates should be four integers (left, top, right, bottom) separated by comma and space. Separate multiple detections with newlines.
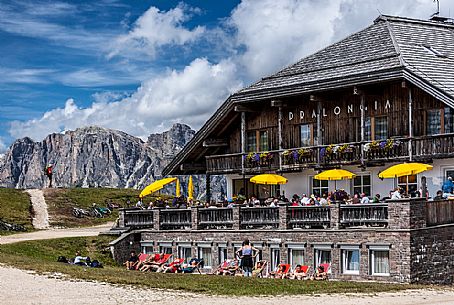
163, 15, 454, 176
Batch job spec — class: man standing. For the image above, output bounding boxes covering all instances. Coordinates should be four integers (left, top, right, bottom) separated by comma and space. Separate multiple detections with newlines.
44, 164, 53, 188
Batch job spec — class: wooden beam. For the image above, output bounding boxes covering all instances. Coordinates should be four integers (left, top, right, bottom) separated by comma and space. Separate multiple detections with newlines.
203, 139, 228, 147
180, 163, 206, 171
234, 105, 256, 112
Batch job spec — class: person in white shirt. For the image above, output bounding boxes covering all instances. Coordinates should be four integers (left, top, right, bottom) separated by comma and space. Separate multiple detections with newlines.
360, 193, 370, 204
301, 194, 310, 205
74, 251, 89, 266
391, 187, 401, 200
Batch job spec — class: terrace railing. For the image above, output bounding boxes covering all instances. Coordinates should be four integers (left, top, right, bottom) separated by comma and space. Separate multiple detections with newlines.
339, 204, 388, 227
159, 208, 192, 230
198, 208, 234, 229
287, 206, 331, 229
117, 199, 454, 232
239, 207, 279, 229
123, 209, 154, 228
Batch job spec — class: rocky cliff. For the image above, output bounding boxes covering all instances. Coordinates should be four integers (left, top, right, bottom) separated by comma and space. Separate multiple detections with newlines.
0, 124, 225, 200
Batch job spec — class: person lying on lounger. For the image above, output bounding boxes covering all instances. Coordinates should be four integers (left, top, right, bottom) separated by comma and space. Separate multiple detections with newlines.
290, 265, 309, 280
139, 253, 164, 272
312, 265, 328, 280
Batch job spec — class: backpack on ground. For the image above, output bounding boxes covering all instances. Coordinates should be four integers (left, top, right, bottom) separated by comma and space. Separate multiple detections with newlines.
90, 260, 103, 268
57, 256, 68, 263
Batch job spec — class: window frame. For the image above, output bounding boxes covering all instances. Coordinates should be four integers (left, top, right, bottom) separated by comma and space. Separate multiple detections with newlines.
270, 246, 281, 272
352, 173, 371, 197
177, 245, 192, 263
311, 176, 329, 197
314, 247, 332, 273
197, 243, 213, 268
341, 246, 360, 275
287, 244, 305, 268
369, 248, 390, 276
300, 123, 316, 147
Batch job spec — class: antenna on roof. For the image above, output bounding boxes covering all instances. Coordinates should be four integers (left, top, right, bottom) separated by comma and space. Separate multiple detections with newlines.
431, 0, 440, 17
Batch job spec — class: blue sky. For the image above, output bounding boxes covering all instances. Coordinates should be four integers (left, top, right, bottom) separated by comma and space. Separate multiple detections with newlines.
0, 0, 453, 153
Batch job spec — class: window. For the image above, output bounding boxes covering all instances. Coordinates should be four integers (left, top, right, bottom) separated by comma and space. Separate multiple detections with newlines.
370, 250, 390, 275
218, 247, 228, 264
374, 116, 388, 140
427, 109, 441, 135
342, 248, 360, 274
300, 124, 317, 146
353, 174, 371, 196
288, 248, 304, 268
398, 174, 417, 196
270, 247, 280, 272
159, 245, 173, 254
142, 245, 154, 254
247, 131, 257, 152
445, 107, 454, 133
314, 248, 331, 273
178, 246, 192, 263
198, 246, 212, 268
312, 177, 328, 197
364, 117, 371, 141
246, 130, 269, 152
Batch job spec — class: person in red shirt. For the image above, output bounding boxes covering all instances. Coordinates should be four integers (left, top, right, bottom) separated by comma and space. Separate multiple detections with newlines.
44, 164, 53, 188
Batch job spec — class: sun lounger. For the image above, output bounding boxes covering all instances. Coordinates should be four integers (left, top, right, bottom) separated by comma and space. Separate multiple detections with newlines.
252, 260, 267, 278
313, 263, 330, 280
159, 258, 185, 273
290, 265, 310, 280
181, 258, 204, 274
269, 263, 291, 279
141, 253, 173, 272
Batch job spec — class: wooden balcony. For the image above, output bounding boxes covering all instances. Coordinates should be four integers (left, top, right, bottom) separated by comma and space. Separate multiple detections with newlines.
205, 133, 454, 174
116, 198, 453, 232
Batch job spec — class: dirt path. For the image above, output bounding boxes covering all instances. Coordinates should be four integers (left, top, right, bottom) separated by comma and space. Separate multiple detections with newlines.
26, 189, 50, 229
0, 265, 453, 305
0, 222, 113, 244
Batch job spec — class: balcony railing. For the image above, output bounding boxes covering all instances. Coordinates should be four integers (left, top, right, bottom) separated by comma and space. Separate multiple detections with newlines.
287, 206, 331, 229
117, 199, 454, 232
239, 207, 279, 229
340, 204, 388, 227
123, 209, 154, 228
206, 134, 454, 174
159, 209, 191, 230
198, 208, 234, 229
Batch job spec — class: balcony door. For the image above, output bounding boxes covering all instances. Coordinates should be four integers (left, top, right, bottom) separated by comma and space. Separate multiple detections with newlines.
247, 130, 269, 152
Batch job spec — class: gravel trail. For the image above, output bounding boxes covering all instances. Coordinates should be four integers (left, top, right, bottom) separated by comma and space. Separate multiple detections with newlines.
26, 189, 50, 229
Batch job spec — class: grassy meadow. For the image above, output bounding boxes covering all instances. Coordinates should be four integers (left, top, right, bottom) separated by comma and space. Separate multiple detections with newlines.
0, 235, 421, 296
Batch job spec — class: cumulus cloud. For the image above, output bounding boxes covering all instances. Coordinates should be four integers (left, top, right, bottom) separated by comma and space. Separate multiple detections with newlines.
9, 58, 243, 141
108, 3, 205, 59
0, 137, 6, 154
8, 0, 454, 144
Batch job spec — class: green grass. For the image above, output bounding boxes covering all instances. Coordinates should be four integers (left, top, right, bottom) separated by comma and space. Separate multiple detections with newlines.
0, 236, 421, 296
0, 188, 32, 233
43, 188, 141, 227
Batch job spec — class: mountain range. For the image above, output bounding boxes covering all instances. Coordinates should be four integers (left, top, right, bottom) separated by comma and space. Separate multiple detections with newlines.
0, 124, 225, 200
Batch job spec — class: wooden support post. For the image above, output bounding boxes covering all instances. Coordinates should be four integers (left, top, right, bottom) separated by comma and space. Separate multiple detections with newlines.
408, 87, 413, 161
241, 112, 246, 174
359, 92, 365, 166
278, 105, 283, 170
206, 174, 211, 203
317, 101, 322, 164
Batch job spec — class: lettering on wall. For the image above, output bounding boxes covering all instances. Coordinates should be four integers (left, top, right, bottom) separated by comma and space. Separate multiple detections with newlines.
288, 100, 392, 121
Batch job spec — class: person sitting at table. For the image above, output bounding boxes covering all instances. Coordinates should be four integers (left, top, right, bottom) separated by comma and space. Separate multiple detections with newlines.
391, 187, 402, 199
301, 194, 310, 205
351, 193, 360, 204
360, 192, 370, 204
433, 190, 444, 201
372, 194, 381, 203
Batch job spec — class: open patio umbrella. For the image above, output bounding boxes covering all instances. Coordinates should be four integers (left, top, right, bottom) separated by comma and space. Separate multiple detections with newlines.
378, 162, 433, 179
188, 175, 194, 200
314, 169, 356, 190
176, 178, 181, 197
378, 162, 433, 195
250, 173, 288, 185
139, 177, 178, 198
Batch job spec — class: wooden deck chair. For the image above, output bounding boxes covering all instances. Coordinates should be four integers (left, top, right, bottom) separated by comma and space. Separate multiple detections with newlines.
213, 260, 231, 275
313, 263, 330, 280
181, 258, 204, 274
222, 259, 239, 276
291, 265, 310, 280
161, 258, 185, 273
252, 260, 267, 278
270, 263, 291, 279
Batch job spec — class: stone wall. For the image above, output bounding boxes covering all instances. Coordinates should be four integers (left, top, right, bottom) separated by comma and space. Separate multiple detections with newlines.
111, 228, 411, 283
410, 224, 454, 284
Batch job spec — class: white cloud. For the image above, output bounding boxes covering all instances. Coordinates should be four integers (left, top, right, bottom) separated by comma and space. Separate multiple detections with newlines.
108, 3, 205, 59
9, 58, 243, 141
0, 67, 56, 84
0, 137, 6, 154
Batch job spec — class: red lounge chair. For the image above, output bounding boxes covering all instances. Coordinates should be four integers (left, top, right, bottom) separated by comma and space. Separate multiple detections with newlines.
314, 263, 330, 280
133, 253, 150, 270
252, 260, 268, 278
161, 258, 185, 273
141, 253, 173, 272
270, 263, 291, 279
291, 265, 310, 280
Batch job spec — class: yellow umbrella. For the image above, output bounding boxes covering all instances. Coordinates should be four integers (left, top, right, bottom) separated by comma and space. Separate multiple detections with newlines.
250, 174, 288, 185
176, 178, 181, 197
139, 177, 177, 198
315, 169, 356, 190
188, 176, 194, 200
315, 169, 356, 180
378, 163, 433, 179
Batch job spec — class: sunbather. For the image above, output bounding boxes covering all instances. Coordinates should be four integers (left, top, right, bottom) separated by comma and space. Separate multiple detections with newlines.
181, 258, 204, 273
139, 253, 164, 272
73, 251, 90, 266
252, 260, 267, 277
269, 263, 290, 279
290, 265, 309, 280
312, 265, 328, 280
158, 258, 184, 273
